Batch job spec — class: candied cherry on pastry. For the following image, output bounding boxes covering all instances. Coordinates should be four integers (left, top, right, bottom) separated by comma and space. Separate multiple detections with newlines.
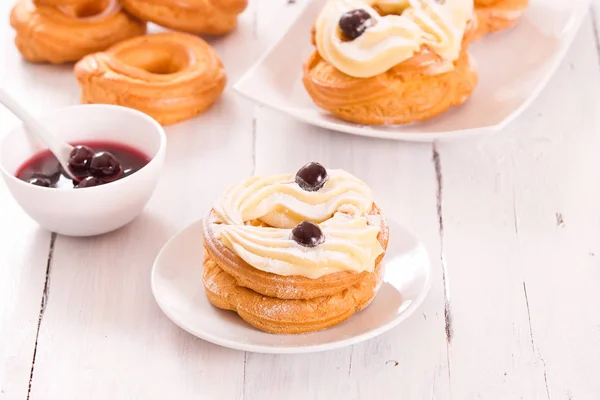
120, 0, 248, 36
9, 0, 146, 64
339, 9, 373, 40
295, 162, 328, 191
291, 221, 325, 248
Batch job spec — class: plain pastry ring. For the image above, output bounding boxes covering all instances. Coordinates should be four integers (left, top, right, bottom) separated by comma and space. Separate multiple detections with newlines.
120, 0, 248, 35
74, 32, 227, 126
10, 0, 146, 64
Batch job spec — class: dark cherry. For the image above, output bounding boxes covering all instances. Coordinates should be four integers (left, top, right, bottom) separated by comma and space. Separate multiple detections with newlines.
295, 162, 328, 192
75, 176, 104, 188
291, 221, 324, 248
27, 176, 52, 187
89, 151, 122, 180
16, 141, 149, 189
339, 9, 372, 40
68, 145, 95, 178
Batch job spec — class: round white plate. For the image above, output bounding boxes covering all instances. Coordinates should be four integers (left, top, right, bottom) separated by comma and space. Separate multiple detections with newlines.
234, 0, 591, 142
151, 219, 431, 354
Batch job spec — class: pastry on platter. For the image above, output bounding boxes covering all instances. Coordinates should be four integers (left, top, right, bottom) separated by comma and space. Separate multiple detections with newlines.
303, 0, 478, 126
202, 162, 389, 334
10, 0, 146, 64
474, 0, 528, 38
74, 32, 226, 126
120, 0, 248, 35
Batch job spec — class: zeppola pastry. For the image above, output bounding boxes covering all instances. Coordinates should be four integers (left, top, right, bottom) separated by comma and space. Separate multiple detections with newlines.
10, 0, 146, 64
74, 32, 227, 126
202, 162, 389, 334
474, 0, 528, 38
303, 0, 478, 125
120, 0, 248, 35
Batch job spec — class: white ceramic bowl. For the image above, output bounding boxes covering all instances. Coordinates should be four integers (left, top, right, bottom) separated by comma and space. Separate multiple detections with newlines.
0, 104, 166, 237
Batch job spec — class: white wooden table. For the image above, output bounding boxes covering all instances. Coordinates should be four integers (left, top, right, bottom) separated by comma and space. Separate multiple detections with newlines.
1, 1, 600, 399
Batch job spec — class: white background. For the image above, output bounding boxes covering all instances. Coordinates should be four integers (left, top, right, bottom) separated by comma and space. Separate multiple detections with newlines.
1, 0, 600, 399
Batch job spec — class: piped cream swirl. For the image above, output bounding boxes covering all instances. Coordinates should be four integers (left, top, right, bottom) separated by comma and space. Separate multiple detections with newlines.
211, 169, 383, 278
315, 0, 474, 78
213, 169, 374, 229
215, 213, 384, 279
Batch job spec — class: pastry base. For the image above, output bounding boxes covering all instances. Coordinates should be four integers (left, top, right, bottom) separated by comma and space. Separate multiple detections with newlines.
303, 50, 478, 126
203, 252, 383, 335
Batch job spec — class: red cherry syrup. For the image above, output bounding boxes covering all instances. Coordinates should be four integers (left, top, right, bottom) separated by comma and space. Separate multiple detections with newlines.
16, 141, 151, 189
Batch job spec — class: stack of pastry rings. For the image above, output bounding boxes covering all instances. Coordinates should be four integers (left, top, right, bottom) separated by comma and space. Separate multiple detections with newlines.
75, 33, 227, 126
201, 204, 390, 334
10, 0, 146, 64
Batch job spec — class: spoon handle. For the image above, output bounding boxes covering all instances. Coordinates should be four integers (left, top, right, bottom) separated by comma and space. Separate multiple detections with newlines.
0, 88, 76, 179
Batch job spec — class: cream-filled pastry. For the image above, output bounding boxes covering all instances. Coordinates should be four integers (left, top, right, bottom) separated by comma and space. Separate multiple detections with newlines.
314, 0, 473, 78
303, 0, 478, 126
202, 162, 389, 334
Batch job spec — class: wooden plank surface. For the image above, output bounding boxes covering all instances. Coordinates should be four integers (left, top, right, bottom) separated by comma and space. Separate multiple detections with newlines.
437, 15, 600, 399
0, 8, 61, 400
21, 4, 261, 399
0, 0, 599, 399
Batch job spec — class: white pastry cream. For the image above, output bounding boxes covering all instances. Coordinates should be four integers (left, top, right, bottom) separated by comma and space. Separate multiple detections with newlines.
211, 169, 384, 278
213, 170, 374, 229
314, 0, 474, 78
214, 212, 383, 278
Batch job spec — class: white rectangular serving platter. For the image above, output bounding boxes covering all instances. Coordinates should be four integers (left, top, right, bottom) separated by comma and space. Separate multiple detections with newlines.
234, 0, 591, 142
